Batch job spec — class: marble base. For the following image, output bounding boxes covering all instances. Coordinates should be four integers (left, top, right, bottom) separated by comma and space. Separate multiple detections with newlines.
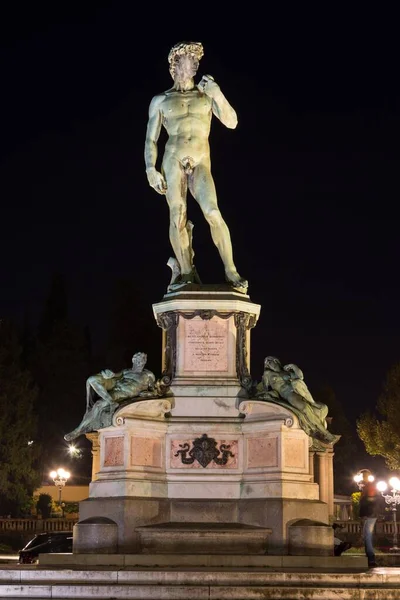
78, 496, 329, 555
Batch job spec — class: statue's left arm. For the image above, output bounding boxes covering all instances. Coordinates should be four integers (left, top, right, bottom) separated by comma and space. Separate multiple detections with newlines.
198, 75, 238, 129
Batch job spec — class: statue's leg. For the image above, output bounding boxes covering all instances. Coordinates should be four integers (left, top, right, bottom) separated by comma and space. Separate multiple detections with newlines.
163, 157, 192, 276
86, 379, 97, 409
287, 392, 306, 413
87, 376, 113, 406
65, 399, 110, 442
191, 162, 247, 287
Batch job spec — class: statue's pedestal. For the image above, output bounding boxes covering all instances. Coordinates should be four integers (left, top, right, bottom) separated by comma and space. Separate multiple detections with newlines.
78, 287, 333, 555
152, 285, 260, 418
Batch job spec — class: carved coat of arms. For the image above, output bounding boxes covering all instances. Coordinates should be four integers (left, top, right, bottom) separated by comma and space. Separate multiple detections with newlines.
174, 433, 234, 468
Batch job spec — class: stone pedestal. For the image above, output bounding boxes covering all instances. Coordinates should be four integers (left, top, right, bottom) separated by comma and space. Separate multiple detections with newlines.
77, 286, 333, 556
152, 285, 260, 418
136, 522, 271, 555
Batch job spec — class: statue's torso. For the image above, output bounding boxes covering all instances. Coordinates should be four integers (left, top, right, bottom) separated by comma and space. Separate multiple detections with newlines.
159, 90, 213, 163
264, 369, 292, 398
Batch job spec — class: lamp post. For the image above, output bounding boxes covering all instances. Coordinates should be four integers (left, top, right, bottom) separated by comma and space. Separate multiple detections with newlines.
49, 468, 70, 518
376, 477, 400, 552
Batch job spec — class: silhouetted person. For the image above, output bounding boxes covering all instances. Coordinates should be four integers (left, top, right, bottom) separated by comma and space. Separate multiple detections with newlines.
359, 469, 380, 567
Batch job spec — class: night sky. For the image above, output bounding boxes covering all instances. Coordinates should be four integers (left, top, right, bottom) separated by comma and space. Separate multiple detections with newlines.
1, 5, 399, 432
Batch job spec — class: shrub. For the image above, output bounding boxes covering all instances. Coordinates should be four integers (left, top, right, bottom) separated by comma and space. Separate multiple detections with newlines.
36, 494, 52, 519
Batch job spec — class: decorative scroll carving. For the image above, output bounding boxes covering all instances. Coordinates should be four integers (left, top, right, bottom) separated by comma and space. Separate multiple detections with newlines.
174, 433, 234, 468
156, 311, 179, 385
175, 310, 234, 321
234, 312, 257, 392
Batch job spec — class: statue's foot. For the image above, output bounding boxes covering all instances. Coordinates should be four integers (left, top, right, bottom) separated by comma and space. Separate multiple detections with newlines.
167, 268, 202, 292
180, 272, 194, 284
225, 269, 248, 292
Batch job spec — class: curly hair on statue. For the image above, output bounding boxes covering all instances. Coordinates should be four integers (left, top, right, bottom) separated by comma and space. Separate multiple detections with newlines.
168, 41, 204, 78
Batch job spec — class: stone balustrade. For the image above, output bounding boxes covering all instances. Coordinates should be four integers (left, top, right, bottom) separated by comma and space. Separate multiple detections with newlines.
335, 519, 398, 535
0, 518, 77, 532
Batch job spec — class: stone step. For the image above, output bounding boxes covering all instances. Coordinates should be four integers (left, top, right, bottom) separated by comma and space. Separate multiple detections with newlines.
1, 566, 400, 599
39, 552, 368, 569
1, 582, 400, 599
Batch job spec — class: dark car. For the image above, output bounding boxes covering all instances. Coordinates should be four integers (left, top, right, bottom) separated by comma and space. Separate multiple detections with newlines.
18, 531, 73, 564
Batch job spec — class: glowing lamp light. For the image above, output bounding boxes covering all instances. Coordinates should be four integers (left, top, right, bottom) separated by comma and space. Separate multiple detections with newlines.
376, 474, 400, 552
377, 481, 388, 493
68, 444, 82, 458
389, 477, 400, 491
49, 468, 71, 517
354, 471, 375, 490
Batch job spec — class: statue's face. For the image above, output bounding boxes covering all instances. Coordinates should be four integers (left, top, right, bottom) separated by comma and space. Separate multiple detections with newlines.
174, 54, 199, 82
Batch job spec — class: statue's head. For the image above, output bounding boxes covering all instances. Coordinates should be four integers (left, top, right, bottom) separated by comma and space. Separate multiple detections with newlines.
131, 352, 147, 372
264, 356, 282, 372
168, 41, 204, 80
283, 363, 304, 380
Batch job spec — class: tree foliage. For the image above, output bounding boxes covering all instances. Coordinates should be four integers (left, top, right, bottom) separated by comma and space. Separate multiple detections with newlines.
0, 320, 41, 515
357, 362, 400, 469
351, 491, 361, 520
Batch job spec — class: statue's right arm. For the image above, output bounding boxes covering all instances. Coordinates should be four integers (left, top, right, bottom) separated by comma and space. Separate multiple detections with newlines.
144, 95, 167, 195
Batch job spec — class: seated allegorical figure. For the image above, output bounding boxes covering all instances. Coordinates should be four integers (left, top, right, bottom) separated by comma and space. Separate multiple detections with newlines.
64, 352, 157, 441
257, 356, 338, 444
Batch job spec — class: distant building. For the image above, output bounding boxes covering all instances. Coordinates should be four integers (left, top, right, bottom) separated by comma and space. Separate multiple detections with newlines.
35, 485, 89, 504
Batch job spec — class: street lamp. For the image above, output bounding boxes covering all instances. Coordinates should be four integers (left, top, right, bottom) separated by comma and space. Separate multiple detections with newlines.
354, 470, 374, 490
49, 468, 70, 517
376, 477, 400, 552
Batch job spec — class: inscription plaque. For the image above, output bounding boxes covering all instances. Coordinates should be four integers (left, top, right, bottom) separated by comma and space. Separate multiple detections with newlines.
183, 317, 229, 372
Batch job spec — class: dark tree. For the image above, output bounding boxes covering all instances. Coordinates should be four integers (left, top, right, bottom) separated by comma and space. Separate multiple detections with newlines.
357, 361, 400, 470
0, 320, 41, 515
29, 273, 92, 480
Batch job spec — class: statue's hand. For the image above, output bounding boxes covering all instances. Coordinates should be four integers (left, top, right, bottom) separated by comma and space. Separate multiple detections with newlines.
101, 369, 114, 379
197, 75, 220, 98
146, 167, 167, 195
